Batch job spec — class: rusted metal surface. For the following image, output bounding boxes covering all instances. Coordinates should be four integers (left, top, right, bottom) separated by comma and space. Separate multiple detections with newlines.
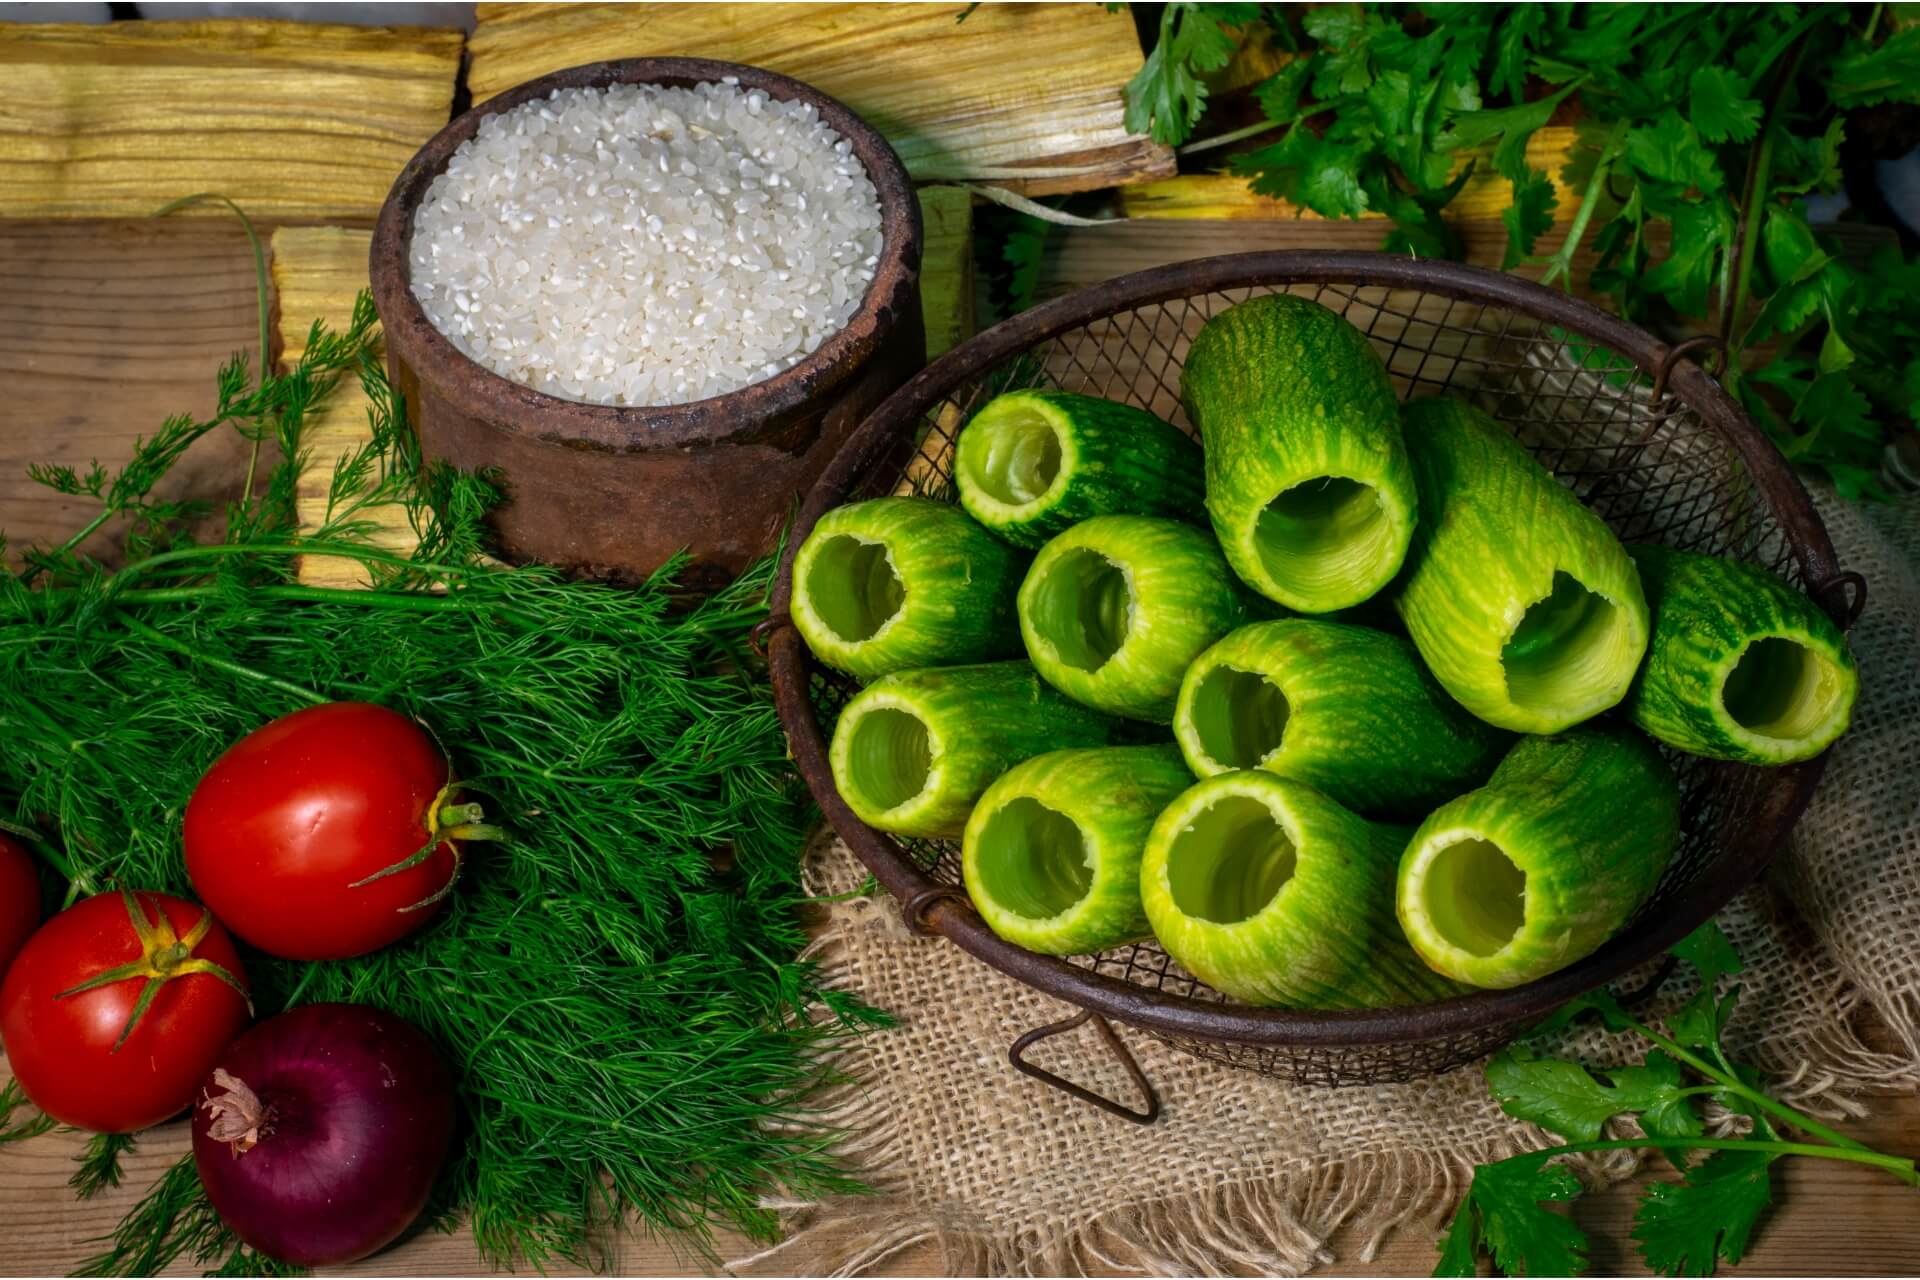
1008, 1010, 1161, 1125
370, 56, 925, 583
769, 251, 1857, 1087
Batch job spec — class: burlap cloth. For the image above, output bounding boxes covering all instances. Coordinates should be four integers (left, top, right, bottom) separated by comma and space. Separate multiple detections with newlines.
730, 489, 1919, 1277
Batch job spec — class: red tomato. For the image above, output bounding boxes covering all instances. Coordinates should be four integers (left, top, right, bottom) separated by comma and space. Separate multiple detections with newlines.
0, 835, 40, 978
184, 702, 475, 961
0, 890, 250, 1133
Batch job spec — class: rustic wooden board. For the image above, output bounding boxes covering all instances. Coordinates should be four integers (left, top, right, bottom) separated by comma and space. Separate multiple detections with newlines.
0, 20, 461, 221
0, 220, 264, 568
7, 1042, 1919, 1275
280, 186, 973, 588
1118, 126, 1580, 222
272, 225, 417, 589
466, 3, 1173, 195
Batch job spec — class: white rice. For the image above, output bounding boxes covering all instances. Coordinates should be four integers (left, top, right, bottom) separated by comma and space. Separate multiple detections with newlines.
408, 79, 885, 408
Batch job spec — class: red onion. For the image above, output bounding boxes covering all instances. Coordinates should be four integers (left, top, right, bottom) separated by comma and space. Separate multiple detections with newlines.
191, 1002, 455, 1267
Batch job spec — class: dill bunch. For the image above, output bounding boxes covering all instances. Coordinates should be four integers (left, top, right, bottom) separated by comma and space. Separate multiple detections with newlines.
0, 294, 882, 1274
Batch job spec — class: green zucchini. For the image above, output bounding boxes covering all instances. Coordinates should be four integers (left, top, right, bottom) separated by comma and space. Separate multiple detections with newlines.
1140, 771, 1466, 1008
954, 390, 1205, 548
828, 661, 1117, 838
1018, 514, 1252, 722
961, 744, 1193, 955
1173, 619, 1512, 819
1393, 397, 1649, 733
1625, 544, 1858, 764
1395, 725, 1679, 989
791, 497, 1027, 679
1180, 294, 1417, 614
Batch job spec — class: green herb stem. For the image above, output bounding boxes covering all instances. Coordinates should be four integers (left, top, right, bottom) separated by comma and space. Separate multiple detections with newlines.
1503, 1136, 1919, 1183
113, 614, 328, 706
154, 194, 272, 500
1722, 34, 1811, 361
1538, 141, 1621, 290
1620, 1012, 1874, 1155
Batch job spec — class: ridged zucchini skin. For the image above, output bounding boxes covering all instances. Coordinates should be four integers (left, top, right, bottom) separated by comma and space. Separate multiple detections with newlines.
1393, 397, 1650, 734
1625, 544, 1858, 764
1395, 725, 1679, 990
1180, 294, 1417, 614
961, 744, 1194, 955
954, 390, 1206, 548
829, 662, 1118, 838
1018, 514, 1254, 723
791, 497, 1027, 680
1140, 771, 1467, 1008
1174, 619, 1512, 819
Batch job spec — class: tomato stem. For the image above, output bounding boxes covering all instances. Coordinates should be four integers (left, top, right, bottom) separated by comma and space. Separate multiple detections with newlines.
54, 893, 251, 1051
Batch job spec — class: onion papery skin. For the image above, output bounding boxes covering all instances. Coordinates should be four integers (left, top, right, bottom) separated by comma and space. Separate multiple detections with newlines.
192, 1002, 455, 1267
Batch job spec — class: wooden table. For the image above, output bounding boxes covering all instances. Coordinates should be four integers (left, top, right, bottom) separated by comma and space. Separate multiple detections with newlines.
3, 10, 1918, 1277
5, 208, 1920, 1280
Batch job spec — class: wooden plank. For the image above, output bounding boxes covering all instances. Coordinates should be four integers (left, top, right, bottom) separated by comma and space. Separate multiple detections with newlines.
7, 1043, 1920, 1276
1119, 126, 1582, 222
0, 20, 462, 221
0, 220, 263, 569
280, 187, 973, 586
466, 3, 1173, 195
919, 185, 974, 358
272, 225, 415, 590
1038, 218, 1603, 301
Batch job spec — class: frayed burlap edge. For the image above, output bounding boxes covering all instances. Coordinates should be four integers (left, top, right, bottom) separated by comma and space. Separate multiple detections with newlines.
727, 865, 1920, 1279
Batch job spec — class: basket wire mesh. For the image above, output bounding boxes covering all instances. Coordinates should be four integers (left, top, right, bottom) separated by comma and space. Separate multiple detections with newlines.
775, 257, 1840, 1089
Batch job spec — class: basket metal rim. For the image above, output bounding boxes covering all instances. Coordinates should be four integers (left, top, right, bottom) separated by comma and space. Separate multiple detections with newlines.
769, 250, 1841, 1050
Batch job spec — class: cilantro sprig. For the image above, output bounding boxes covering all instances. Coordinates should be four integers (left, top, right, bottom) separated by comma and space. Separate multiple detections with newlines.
1123, 4, 1920, 499
1438, 922, 1920, 1277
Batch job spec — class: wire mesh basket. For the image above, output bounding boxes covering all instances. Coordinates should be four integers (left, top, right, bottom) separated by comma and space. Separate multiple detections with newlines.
765, 252, 1861, 1106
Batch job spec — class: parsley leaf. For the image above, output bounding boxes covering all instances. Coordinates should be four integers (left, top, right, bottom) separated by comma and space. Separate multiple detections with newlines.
1625, 111, 1724, 192
1632, 1149, 1777, 1276
1252, 56, 1315, 122
1688, 67, 1763, 144
1673, 919, 1743, 988
1642, 198, 1735, 315
1487, 1045, 1702, 1146
1475, 1156, 1591, 1277
1123, 3, 1256, 146
1828, 26, 1920, 108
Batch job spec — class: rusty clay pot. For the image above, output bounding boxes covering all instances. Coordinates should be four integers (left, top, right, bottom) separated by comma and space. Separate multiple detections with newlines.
369, 56, 924, 587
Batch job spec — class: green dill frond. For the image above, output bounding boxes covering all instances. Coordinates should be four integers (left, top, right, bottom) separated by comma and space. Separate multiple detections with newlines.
5, 293, 882, 1273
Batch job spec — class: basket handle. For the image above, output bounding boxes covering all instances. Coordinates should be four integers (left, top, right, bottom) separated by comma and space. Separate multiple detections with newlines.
1009, 1008, 1161, 1125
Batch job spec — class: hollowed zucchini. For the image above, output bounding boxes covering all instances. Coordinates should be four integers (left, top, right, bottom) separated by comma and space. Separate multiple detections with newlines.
962, 744, 1193, 954
1141, 771, 1465, 1008
792, 497, 1027, 679
1174, 619, 1511, 818
828, 661, 1116, 838
1393, 397, 1649, 733
955, 390, 1205, 548
1625, 544, 1858, 763
1181, 294, 1417, 613
1395, 725, 1680, 989
1018, 515, 1252, 722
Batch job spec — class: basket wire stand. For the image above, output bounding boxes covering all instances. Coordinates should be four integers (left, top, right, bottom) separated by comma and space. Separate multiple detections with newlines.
768, 254, 1860, 1115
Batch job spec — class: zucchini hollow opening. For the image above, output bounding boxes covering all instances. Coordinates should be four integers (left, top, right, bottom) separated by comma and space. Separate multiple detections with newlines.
841, 706, 932, 813
1417, 836, 1525, 957
1502, 572, 1632, 714
1253, 476, 1394, 598
804, 535, 904, 643
1026, 548, 1131, 672
1165, 794, 1298, 925
1721, 636, 1847, 742
960, 402, 1064, 508
969, 795, 1091, 919
1186, 665, 1290, 769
